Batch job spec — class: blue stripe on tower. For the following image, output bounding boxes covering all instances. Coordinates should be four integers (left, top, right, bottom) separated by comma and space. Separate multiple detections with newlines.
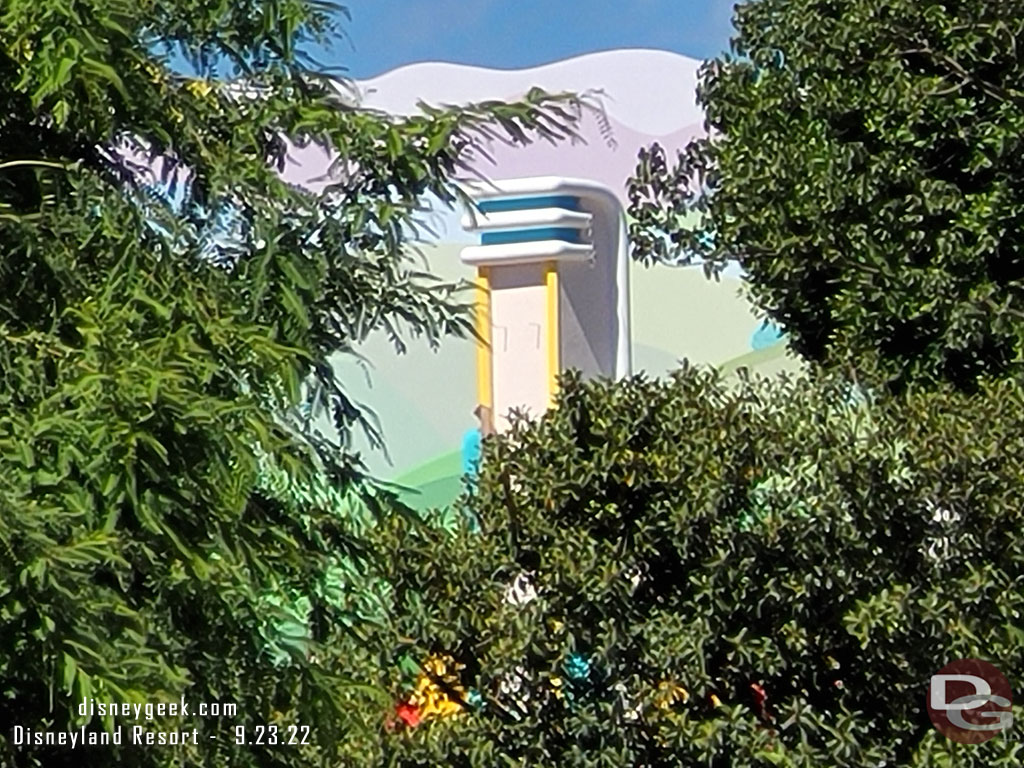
480, 227, 583, 245
476, 196, 580, 213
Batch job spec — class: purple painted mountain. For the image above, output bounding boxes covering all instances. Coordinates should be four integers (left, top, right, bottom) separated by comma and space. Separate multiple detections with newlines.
283, 49, 707, 211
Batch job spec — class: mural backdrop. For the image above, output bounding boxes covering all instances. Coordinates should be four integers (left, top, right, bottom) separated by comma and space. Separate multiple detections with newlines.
289, 49, 796, 507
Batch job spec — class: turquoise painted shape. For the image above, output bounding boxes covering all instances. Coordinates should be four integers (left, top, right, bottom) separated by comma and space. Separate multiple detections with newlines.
751, 321, 785, 351
477, 195, 580, 213
481, 227, 583, 245
461, 427, 483, 477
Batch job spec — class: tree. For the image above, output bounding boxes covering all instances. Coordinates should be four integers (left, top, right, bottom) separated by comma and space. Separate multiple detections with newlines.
628, 0, 1024, 392
0, 2, 581, 765
372, 368, 1024, 767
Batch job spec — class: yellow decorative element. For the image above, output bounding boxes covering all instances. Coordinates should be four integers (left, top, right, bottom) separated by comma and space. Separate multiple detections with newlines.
550, 676, 565, 700
474, 268, 492, 409
710, 694, 722, 708
409, 655, 466, 721
140, 61, 167, 86
186, 79, 214, 98
655, 681, 689, 710
548, 618, 565, 634
545, 263, 559, 405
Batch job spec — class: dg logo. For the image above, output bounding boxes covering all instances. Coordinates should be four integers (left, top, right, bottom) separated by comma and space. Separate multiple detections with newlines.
928, 659, 1013, 744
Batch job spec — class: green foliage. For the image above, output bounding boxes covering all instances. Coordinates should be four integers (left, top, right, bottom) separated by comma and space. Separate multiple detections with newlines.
628, 0, 1024, 392
375, 368, 1024, 766
0, 2, 582, 766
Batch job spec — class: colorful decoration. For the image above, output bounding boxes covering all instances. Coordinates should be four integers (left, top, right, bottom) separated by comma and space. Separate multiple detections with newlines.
563, 652, 592, 682
549, 675, 566, 701
497, 665, 532, 715
395, 701, 421, 728
504, 572, 538, 606
409, 655, 467, 721
654, 680, 690, 710
750, 682, 773, 722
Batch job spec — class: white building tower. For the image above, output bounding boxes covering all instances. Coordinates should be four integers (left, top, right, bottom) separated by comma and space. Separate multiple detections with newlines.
460, 177, 632, 433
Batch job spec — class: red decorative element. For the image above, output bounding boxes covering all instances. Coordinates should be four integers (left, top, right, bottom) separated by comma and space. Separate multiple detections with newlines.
750, 682, 773, 721
396, 701, 421, 728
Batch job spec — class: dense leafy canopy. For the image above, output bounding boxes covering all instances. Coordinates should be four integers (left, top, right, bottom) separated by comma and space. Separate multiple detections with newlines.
374, 369, 1024, 766
628, 0, 1024, 392
0, 1, 581, 765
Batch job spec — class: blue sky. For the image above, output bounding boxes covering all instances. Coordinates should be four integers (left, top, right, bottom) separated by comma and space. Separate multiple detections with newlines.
312, 0, 738, 79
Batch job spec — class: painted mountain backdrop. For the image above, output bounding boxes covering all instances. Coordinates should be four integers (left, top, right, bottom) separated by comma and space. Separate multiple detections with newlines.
284, 49, 704, 218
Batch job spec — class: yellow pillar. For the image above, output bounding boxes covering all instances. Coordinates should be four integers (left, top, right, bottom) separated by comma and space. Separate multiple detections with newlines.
475, 267, 493, 409
546, 262, 560, 405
